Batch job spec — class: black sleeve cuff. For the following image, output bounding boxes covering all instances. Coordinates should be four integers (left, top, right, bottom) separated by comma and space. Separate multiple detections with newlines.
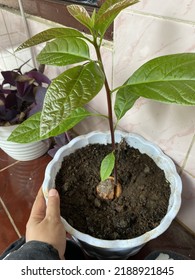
5, 240, 60, 260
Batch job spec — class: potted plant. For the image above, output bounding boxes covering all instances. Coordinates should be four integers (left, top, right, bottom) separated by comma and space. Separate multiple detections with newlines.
0, 61, 51, 160
8, 0, 195, 258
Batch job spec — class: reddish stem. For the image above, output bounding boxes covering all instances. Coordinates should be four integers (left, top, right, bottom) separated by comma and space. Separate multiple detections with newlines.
95, 43, 118, 186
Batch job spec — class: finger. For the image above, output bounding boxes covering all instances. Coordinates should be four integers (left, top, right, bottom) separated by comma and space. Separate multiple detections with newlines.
29, 187, 46, 222
46, 188, 61, 219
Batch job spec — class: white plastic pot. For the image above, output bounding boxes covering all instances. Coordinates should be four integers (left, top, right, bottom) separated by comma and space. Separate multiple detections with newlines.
42, 130, 182, 259
0, 125, 50, 161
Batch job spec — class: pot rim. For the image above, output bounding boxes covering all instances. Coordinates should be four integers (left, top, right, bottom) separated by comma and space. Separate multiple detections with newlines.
42, 130, 182, 249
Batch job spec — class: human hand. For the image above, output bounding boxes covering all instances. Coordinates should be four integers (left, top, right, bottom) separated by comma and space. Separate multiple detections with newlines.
26, 187, 66, 259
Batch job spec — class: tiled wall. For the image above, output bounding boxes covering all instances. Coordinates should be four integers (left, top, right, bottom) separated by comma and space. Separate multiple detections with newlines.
0, 1, 195, 233
0, 8, 34, 83
112, 0, 195, 234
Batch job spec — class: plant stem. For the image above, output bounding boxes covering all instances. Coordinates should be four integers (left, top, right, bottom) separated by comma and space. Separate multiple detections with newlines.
94, 40, 118, 186
65, 131, 71, 142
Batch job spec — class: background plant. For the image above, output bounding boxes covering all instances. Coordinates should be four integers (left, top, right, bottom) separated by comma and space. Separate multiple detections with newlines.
0, 61, 50, 126
9, 0, 195, 184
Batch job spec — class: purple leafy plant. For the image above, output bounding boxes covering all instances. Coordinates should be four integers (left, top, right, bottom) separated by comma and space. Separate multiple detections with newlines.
48, 130, 77, 158
0, 60, 51, 126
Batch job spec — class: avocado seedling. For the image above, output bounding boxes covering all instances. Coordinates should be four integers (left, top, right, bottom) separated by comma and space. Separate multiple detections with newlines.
9, 0, 195, 201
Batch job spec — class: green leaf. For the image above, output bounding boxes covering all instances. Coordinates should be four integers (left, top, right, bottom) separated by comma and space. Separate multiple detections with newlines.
121, 53, 195, 105
16, 27, 84, 51
96, 0, 139, 38
114, 86, 139, 120
37, 37, 90, 66
100, 152, 115, 181
40, 61, 105, 137
8, 108, 92, 143
67, 5, 93, 31
91, 9, 96, 26
8, 112, 42, 143
45, 107, 92, 138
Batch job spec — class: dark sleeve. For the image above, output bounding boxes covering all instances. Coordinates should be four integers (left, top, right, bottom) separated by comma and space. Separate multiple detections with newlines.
4, 240, 60, 260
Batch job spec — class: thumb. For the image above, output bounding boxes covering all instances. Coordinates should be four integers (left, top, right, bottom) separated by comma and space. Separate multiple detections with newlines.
46, 188, 61, 219
29, 188, 46, 222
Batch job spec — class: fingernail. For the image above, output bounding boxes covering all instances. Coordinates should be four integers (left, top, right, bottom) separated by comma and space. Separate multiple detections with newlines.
49, 188, 58, 197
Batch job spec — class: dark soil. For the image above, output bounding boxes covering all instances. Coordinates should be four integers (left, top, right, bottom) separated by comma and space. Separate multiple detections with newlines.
55, 141, 170, 240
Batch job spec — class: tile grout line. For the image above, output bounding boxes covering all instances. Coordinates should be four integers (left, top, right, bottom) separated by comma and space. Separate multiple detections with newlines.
129, 9, 195, 26
176, 218, 195, 238
0, 161, 20, 172
0, 196, 21, 238
179, 133, 195, 174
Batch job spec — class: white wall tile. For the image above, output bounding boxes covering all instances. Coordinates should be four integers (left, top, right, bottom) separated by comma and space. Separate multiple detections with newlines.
0, 34, 13, 51
0, 8, 32, 71
128, 0, 195, 22
184, 135, 195, 176
113, 9, 195, 232
74, 106, 109, 135
9, 32, 27, 51
1, 50, 18, 70
0, 10, 7, 35
27, 16, 61, 37
113, 11, 195, 164
117, 100, 195, 165
15, 49, 34, 66
1, 9, 25, 35
113, 12, 195, 88
0, 48, 6, 70
177, 171, 195, 232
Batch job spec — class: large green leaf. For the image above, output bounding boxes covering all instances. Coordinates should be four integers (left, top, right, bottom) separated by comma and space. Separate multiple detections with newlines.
67, 5, 93, 31
114, 87, 139, 120
8, 108, 92, 143
37, 37, 90, 66
100, 152, 115, 181
16, 27, 84, 51
119, 53, 195, 107
96, 0, 139, 38
40, 61, 105, 137
8, 112, 42, 143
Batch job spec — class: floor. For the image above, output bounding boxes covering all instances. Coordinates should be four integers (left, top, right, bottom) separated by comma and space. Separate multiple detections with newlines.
0, 148, 195, 259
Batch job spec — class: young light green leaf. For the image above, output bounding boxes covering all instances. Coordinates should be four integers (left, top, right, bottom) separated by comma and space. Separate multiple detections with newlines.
91, 9, 96, 26
40, 61, 105, 137
119, 53, 195, 105
96, 0, 139, 38
100, 152, 115, 181
67, 5, 93, 31
97, 0, 136, 17
8, 108, 92, 143
37, 37, 90, 66
16, 27, 84, 52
